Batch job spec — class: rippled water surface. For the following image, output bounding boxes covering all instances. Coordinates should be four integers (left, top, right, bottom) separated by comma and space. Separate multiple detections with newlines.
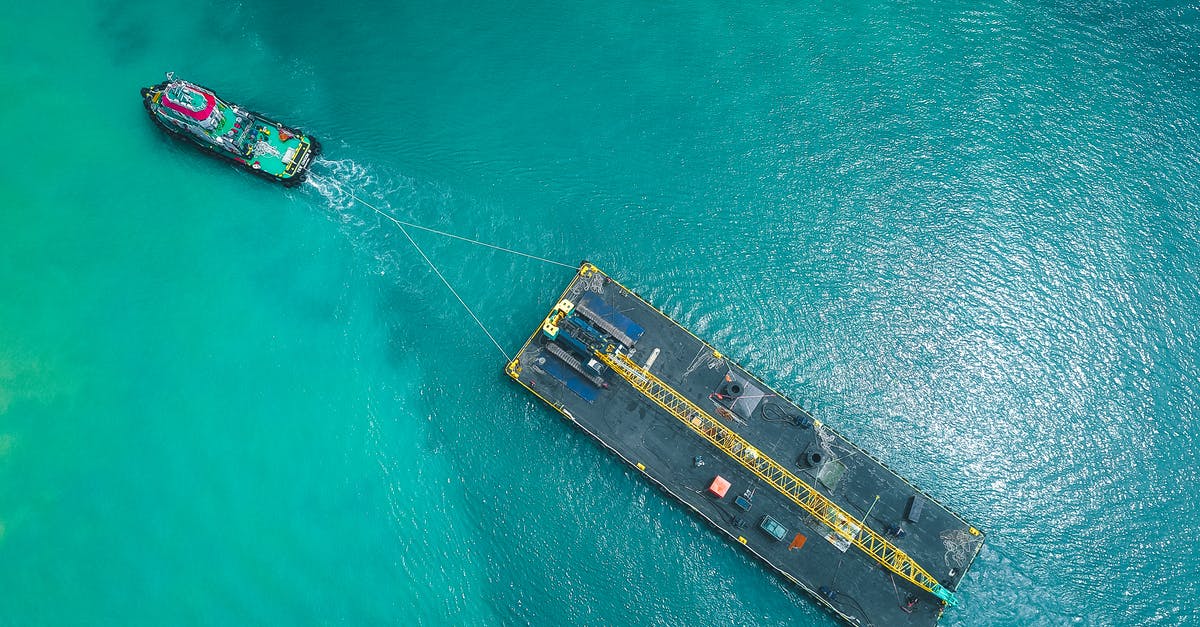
2, 1, 1198, 625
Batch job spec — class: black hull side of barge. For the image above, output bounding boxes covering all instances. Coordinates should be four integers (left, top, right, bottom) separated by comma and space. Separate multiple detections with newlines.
507, 263, 984, 627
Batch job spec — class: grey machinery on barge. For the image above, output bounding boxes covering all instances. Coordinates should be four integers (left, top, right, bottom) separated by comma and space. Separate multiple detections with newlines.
506, 263, 984, 626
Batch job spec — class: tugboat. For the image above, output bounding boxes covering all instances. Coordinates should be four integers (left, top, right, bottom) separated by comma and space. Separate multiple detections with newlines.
140, 72, 320, 187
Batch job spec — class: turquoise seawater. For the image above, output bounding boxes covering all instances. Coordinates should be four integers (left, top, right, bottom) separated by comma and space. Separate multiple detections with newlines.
2, 1, 1198, 624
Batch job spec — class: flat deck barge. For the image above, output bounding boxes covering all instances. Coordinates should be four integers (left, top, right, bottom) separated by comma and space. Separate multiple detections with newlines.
506, 263, 984, 626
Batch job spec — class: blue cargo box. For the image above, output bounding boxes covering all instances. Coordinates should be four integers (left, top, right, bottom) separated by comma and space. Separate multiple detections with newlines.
578, 292, 645, 344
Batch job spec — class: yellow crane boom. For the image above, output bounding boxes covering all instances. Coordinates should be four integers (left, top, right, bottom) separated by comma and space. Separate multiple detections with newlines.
595, 349, 958, 607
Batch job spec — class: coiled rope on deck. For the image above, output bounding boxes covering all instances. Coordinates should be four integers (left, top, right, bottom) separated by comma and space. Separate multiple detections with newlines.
309, 174, 574, 361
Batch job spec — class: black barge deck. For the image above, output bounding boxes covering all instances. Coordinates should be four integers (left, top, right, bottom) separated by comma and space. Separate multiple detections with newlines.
506, 263, 984, 626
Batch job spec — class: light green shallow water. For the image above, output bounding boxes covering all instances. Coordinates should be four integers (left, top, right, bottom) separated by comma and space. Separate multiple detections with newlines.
2, 1, 1198, 625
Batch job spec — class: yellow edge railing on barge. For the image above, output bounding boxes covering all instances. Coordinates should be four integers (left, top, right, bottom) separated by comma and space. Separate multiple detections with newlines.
595, 349, 960, 607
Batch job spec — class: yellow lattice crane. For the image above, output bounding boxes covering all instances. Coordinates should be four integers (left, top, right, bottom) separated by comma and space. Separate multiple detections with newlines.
595, 348, 959, 607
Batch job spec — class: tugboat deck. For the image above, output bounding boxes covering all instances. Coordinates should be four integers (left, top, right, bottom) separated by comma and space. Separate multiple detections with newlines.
506, 263, 984, 626
140, 74, 318, 186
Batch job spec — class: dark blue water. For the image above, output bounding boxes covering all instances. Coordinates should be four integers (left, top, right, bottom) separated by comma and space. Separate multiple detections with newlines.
1, 1, 1197, 624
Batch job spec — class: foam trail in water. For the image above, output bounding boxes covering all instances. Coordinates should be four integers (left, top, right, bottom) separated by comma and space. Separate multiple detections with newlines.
306, 157, 381, 211
301, 157, 425, 279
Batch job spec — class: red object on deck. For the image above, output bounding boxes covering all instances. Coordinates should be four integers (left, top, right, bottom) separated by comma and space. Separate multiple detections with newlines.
789, 533, 808, 550
708, 476, 731, 498
162, 86, 216, 121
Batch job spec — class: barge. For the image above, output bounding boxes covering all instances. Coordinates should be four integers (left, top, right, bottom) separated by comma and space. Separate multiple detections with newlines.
140, 72, 319, 187
506, 262, 984, 626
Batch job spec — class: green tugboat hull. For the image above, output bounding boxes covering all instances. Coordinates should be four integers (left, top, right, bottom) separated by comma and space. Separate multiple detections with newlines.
140, 73, 319, 187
